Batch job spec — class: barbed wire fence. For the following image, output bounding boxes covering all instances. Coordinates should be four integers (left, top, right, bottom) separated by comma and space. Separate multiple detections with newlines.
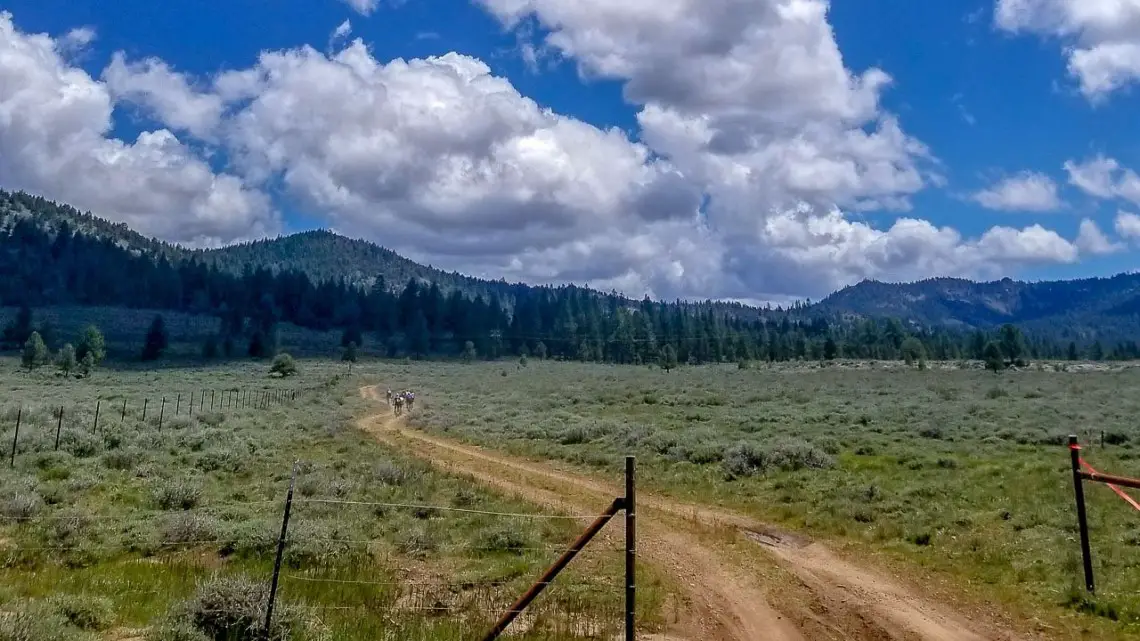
0, 451, 638, 639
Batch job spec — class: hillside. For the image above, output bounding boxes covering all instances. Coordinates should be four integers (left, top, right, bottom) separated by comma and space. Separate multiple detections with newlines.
816, 275, 1140, 341
6, 186, 1140, 360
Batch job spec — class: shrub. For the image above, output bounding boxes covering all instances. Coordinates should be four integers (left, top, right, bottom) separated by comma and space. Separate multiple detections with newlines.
269, 353, 298, 377
102, 447, 142, 471
61, 431, 101, 458
181, 574, 294, 641
160, 513, 218, 545
476, 524, 534, 555
0, 607, 82, 641
372, 460, 415, 486
395, 525, 438, 558
48, 593, 114, 630
722, 440, 834, 479
0, 490, 43, 521
1105, 431, 1130, 446
152, 479, 202, 510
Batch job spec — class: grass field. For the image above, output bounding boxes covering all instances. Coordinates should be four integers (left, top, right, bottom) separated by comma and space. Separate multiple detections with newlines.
379, 358, 1140, 636
0, 358, 663, 640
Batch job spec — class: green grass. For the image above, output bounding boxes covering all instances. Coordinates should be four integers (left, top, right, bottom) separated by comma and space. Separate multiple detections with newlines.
381, 358, 1140, 636
0, 357, 660, 640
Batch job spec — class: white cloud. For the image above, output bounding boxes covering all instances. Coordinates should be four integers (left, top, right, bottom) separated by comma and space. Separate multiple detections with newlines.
0, 12, 275, 246
102, 52, 226, 139
59, 27, 95, 52
340, 0, 380, 16
970, 172, 1064, 211
332, 20, 353, 44
1065, 155, 1140, 206
1075, 218, 1124, 254
0, 8, 1096, 301
995, 0, 1140, 100
1115, 210, 1140, 241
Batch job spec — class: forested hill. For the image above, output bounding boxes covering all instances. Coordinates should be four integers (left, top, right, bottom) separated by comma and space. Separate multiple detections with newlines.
817, 275, 1140, 342
190, 230, 526, 304
3, 187, 1140, 363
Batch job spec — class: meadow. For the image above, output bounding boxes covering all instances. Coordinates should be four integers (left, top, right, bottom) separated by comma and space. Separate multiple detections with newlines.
0, 358, 663, 641
390, 358, 1140, 636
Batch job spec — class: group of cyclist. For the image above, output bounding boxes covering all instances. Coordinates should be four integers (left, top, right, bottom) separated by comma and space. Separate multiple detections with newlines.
386, 387, 416, 416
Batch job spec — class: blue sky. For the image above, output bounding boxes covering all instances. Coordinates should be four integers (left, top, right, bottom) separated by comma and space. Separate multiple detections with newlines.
1, 0, 1139, 303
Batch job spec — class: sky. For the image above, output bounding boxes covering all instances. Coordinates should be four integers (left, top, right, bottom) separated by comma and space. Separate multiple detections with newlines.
3, 0, 1140, 305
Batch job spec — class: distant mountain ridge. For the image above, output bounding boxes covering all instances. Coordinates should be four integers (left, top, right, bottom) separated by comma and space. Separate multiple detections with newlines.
5, 188, 1140, 343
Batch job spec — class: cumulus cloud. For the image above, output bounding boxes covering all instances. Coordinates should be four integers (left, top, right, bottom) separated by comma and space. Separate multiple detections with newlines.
102, 52, 226, 139
0, 12, 275, 246
1065, 155, 1140, 206
0, 7, 1096, 301
1115, 211, 1140, 242
340, 0, 381, 16
1075, 218, 1124, 254
995, 0, 1140, 100
971, 172, 1063, 211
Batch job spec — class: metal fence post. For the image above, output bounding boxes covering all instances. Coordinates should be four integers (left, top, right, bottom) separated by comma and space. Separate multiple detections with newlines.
265, 461, 300, 635
142, 398, 148, 422
626, 455, 636, 641
1069, 435, 1095, 593
176, 394, 181, 416
189, 392, 194, 418
158, 397, 166, 431
121, 399, 127, 423
10, 408, 21, 468
199, 390, 204, 412
211, 389, 215, 411
92, 400, 100, 434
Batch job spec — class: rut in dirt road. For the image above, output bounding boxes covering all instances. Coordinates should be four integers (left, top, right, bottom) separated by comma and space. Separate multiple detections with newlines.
358, 386, 1036, 641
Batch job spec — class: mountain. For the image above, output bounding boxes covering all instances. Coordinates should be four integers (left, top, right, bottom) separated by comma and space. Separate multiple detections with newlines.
5, 186, 1140, 359
816, 275, 1140, 342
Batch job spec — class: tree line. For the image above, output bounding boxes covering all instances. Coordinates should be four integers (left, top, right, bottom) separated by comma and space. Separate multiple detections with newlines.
0, 208, 1129, 367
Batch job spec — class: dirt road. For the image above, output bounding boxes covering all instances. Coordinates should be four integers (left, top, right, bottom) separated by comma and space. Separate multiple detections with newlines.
358, 386, 1034, 641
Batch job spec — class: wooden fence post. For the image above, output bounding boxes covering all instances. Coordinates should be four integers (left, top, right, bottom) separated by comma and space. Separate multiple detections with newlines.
1069, 435, 1095, 593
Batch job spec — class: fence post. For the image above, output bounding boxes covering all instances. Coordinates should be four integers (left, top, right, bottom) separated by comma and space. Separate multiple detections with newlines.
176, 394, 181, 416
10, 408, 21, 468
55, 406, 63, 451
189, 392, 194, 418
1069, 435, 1095, 593
121, 399, 127, 423
626, 455, 636, 641
92, 400, 100, 434
200, 391, 204, 412
142, 399, 148, 422
211, 389, 215, 411
159, 397, 166, 431
265, 460, 300, 636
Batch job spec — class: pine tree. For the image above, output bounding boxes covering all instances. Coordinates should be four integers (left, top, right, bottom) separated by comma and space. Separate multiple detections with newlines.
75, 325, 105, 370
1067, 341, 1079, 361
461, 340, 477, 363
2, 304, 34, 349
408, 310, 430, 358
56, 343, 76, 376
21, 331, 48, 372
823, 337, 838, 360
342, 341, 359, 363
202, 335, 220, 360
141, 315, 169, 361
983, 341, 1004, 372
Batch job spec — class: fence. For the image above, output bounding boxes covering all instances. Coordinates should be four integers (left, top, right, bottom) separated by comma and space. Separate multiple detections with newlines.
1067, 434, 1140, 594
0, 455, 638, 639
3, 386, 300, 467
